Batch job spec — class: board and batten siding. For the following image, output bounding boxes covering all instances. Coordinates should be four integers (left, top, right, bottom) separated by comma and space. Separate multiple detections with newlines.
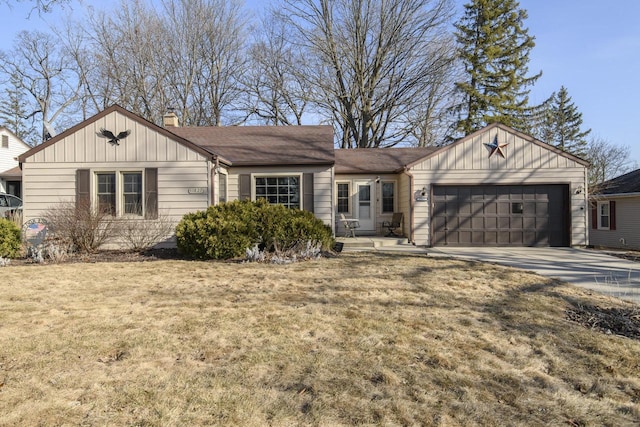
410, 127, 588, 246
21, 110, 211, 224
589, 196, 640, 250
226, 165, 334, 230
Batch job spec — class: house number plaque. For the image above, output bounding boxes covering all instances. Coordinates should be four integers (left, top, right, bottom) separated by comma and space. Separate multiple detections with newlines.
188, 187, 207, 194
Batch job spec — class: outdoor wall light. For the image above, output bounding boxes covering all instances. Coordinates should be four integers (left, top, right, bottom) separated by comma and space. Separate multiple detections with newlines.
574, 185, 584, 195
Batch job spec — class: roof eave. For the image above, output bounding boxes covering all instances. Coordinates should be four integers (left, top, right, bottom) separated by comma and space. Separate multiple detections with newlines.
591, 192, 640, 199
229, 161, 335, 167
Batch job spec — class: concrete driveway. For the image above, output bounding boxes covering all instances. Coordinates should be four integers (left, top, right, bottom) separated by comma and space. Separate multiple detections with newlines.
428, 247, 640, 304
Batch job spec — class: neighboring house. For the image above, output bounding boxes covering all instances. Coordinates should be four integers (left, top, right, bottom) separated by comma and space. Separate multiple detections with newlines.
0, 126, 31, 198
589, 169, 640, 250
18, 105, 589, 249
335, 123, 589, 247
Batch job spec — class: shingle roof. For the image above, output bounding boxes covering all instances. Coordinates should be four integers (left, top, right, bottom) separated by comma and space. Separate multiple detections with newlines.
170, 126, 335, 166
594, 168, 640, 195
0, 166, 21, 178
334, 147, 438, 174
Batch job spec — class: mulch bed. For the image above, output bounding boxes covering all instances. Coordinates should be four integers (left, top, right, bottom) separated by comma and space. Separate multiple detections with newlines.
566, 304, 640, 340
9, 248, 188, 266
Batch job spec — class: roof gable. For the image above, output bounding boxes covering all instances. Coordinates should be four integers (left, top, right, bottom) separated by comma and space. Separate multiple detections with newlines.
18, 105, 216, 163
170, 125, 335, 166
405, 123, 589, 171
0, 127, 32, 151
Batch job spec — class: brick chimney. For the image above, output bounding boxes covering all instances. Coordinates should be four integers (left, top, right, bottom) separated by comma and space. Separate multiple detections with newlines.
163, 110, 179, 127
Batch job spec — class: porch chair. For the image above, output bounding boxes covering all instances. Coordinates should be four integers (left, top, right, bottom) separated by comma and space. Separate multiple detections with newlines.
339, 213, 360, 238
382, 212, 403, 237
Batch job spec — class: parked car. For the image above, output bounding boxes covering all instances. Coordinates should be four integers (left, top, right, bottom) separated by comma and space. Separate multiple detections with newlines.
0, 193, 22, 219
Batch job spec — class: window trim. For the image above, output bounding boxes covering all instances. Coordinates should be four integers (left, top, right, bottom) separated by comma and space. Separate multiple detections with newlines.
381, 181, 396, 214
94, 169, 145, 217
336, 181, 351, 214
597, 201, 610, 230
122, 171, 143, 216
252, 173, 303, 210
218, 172, 228, 204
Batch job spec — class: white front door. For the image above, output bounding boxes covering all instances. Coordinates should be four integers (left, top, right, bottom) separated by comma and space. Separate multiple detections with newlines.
355, 181, 376, 232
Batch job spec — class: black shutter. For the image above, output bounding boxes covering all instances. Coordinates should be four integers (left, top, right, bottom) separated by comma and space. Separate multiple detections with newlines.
303, 173, 314, 213
239, 174, 251, 201
610, 201, 616, 230
76, 169, 90, 209
145, 168, 158, 219
591, 206, 598, 229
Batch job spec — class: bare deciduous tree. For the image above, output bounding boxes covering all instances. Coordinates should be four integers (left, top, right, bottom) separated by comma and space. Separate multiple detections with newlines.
1, 0, 71, 14
0, 30, 81, 143
278, 0, 456, 148
244, 15, 311, 125
586, 136, 635, 188
80, 0, 248, 126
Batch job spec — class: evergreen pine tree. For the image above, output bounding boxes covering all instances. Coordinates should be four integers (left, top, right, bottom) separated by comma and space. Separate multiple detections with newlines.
0, 73, 37, 146
531, 86, 590, 157
454, 0, 541, 135
551, 86, 591, 156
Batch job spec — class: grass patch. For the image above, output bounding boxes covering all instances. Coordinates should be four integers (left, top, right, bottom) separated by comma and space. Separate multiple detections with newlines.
1, 252, 639, 425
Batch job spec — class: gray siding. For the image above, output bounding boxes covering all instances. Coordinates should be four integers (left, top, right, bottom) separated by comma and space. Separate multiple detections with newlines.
590, 196, 640, 250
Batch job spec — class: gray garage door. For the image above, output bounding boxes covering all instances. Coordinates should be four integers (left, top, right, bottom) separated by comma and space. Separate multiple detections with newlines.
432, 185, 569, 247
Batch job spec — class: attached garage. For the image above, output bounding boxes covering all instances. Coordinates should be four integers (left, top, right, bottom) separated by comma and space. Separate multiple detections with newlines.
404, 123, 589, 248
331, 122, 587, 247
431, 184, 570, 246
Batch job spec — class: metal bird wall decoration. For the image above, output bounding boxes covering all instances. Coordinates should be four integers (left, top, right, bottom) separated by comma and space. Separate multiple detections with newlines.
97, 128, 131, 146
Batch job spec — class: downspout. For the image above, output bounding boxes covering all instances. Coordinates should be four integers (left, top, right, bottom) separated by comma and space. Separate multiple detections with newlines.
210, 156, 219, 206
403, 166, 415, 244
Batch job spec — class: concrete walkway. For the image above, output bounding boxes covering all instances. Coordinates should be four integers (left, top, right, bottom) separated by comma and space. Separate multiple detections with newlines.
428, 247, 640, 304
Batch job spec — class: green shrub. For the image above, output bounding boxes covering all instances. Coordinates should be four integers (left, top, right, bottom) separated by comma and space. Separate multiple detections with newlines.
176, 199, 334, 260
176, 200, 258, 260
0, 218, 22, 258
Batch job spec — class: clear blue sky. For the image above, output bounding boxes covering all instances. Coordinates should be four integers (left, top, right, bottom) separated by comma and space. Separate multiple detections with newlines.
0, 0, 638, 165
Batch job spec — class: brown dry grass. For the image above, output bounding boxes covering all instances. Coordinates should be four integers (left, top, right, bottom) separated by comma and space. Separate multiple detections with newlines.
1, 252, 639, 426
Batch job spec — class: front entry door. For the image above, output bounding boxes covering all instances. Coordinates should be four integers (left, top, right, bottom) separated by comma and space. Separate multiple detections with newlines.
356, 181, 376, 232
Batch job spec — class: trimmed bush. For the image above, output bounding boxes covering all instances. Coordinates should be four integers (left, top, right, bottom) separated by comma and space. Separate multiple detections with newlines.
0, 218, 22, 258
176, 199, 334, 260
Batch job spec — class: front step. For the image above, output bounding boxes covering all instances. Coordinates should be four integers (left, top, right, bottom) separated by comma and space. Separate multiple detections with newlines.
336, 236, 409, 251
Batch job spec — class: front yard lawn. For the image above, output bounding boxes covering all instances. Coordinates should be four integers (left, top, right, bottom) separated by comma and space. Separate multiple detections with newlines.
1, 252, 639, 425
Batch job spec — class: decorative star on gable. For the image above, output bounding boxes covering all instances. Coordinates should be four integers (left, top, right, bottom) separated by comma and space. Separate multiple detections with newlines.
484, 135, 509, 158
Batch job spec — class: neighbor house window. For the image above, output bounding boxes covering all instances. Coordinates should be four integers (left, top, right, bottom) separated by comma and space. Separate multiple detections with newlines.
337, 182, 350, 213
598, 201, 610, 230
96, 171, 144, 216
255, 176, 300, 209
123, 172, 143, 215
219, 173, 227, 203
382, 182, 395, 213
1, 135, 8, 148
97, 173, 116, 215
